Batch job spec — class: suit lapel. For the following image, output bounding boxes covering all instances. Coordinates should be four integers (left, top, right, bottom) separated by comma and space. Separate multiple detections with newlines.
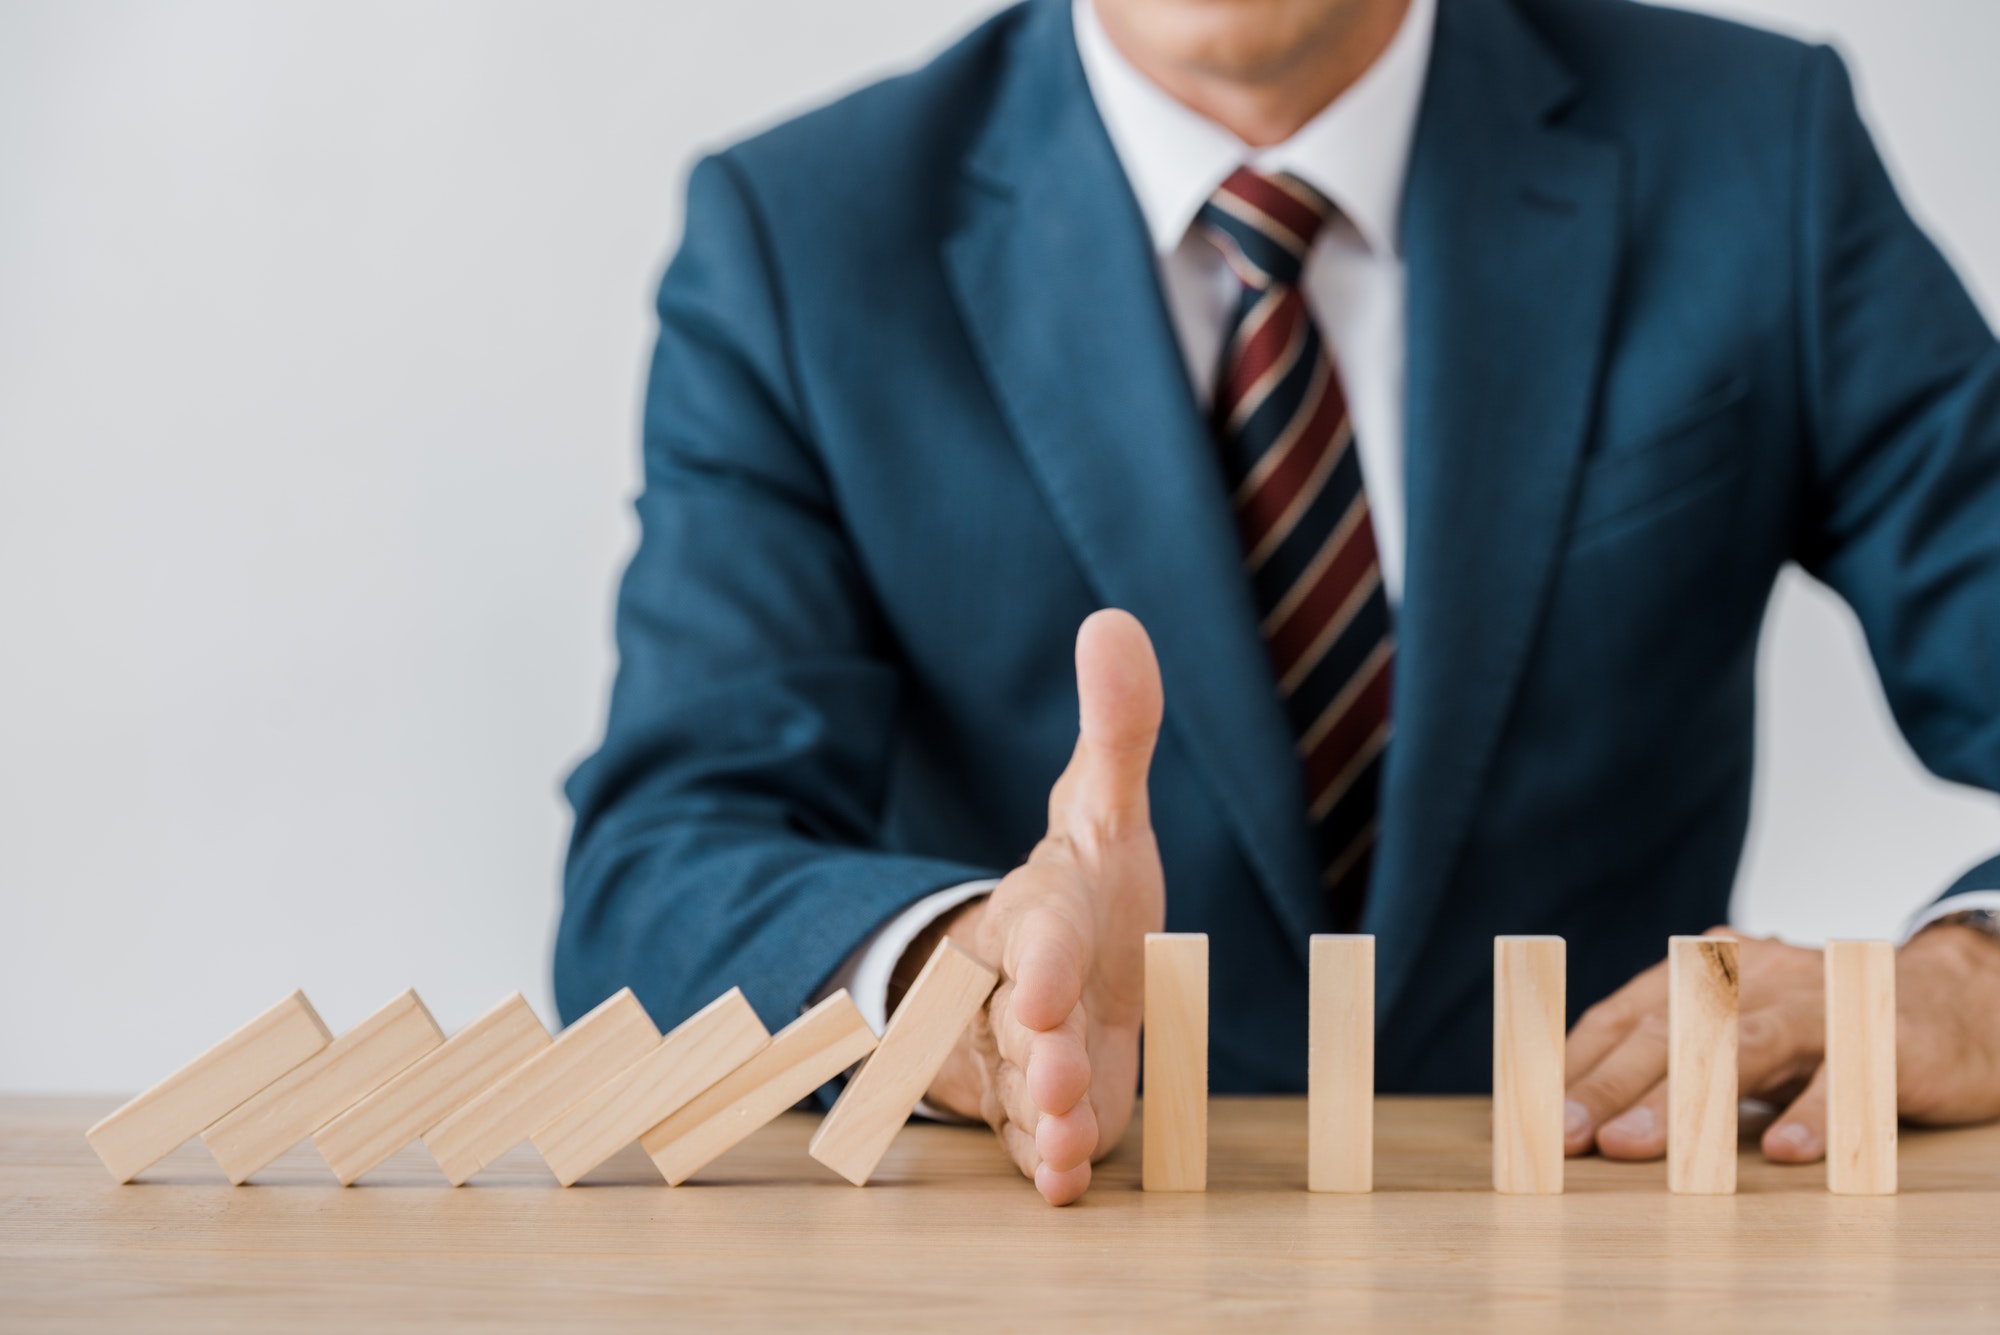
1367, 0, 1626, 1017
942, 1, 1326, 950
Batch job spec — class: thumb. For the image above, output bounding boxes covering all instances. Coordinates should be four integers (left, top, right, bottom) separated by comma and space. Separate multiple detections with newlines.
1066, 608, 1163, 835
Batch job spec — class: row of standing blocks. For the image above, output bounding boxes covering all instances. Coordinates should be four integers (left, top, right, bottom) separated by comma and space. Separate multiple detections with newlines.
85, 932, 1897, 1197
1296, 927, 1888, 1199
1141, 932, 1898, 1196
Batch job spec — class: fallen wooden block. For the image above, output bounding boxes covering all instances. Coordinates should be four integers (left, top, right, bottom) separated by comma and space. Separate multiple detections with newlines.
534, 988, 771, 1187
1668, 935, 1739, 1195
1142, 932, 1208, 1192
425, 986, 660, 1186
809, 939, 998, 1185
1308, 934, 1373, 1193
202, 989, 444, 1185
314, 992, 550, 1185
85, 991, 332, 1183
1493, 935, 1564, 1195
1826, 939, 1897, 1196
639, 990, 877, 1186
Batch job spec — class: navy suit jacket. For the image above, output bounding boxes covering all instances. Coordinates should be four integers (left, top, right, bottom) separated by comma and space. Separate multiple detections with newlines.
556, 0, 2000, 1092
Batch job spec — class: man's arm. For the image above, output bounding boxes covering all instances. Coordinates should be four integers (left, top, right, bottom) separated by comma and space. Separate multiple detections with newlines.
555, 154, 997, 1035
1793, 45, 2000, 879
1563, 46, 2000, 1163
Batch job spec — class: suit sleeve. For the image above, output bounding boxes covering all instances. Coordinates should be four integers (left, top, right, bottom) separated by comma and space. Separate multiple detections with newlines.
1792, 47, 2000, 906
554, 153, 998, 1030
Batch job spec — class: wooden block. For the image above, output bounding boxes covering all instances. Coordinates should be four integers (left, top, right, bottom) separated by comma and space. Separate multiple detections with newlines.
1308, 934, 1373, 1193
639, 990, 877, 1186
202, 989, 443, 1185
314, 992, 550, 1185
1493, 935, 1564, 1195
85, 991, 332, 1183
425, 987, 660, 1186
1668, 935, 1739, 1195
809, 939, 998, 1186
1142, 932, 1208, 1192
1826, 939, 1897, 1196
534, 988, 771, 1187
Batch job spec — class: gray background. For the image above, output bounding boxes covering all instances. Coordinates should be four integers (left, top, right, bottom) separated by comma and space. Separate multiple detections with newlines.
3, 0, 1996, 1093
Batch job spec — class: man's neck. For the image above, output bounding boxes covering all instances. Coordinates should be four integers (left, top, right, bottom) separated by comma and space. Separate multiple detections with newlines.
1094, 0, 1412, 148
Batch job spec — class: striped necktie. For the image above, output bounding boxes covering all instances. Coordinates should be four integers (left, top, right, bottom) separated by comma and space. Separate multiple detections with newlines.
1198, 167, 1395, 930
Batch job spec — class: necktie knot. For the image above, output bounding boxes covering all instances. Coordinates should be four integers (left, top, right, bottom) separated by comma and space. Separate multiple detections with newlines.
1197, 168, 1335, 291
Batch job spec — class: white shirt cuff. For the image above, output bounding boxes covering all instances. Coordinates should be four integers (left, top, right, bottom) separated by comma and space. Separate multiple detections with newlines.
1900, 890, 2000, 944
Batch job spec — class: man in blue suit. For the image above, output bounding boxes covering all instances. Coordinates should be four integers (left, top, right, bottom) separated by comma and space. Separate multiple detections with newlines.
557, 0, 2000, 1203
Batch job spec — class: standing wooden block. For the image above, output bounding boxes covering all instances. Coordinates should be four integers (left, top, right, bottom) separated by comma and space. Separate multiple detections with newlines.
1493, 935, 1565, 1195
534, 988, 771, 1187
1826, 939, 1897, 1196
85, 991, 332, 1183
1142, 932, 1208, 1192
809, 939, 999, 1186
425, 987, 660, 1186
1668, 936, 1739, 1195
1308, 934, 1373, 1193
313, 992, 550, 1185
639, 990, 877, 1186
202, 989, 444, 1185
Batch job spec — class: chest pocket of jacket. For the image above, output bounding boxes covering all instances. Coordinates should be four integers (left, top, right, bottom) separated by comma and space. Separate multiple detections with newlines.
1569, 378, 1750, 553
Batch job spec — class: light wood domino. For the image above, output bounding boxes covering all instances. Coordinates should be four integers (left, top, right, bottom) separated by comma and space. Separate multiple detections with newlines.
1825, 939, 1897, 1196
1308, 934, 1373, 1193
202, 989, 442, 1185
314, 992, 549, 1185
639, 990, 876, 1186
809, 939, 997, 1186
533, 988, 770, 1187
1492, 935, 1564, 1195
425, 987, 660, 1186
84, 991, 332, 1183
1668, 935, 1738, 1194
1142, 932, 1208, 1192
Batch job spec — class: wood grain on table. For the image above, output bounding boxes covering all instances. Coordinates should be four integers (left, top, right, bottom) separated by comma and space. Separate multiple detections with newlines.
5, 1095, 1998, 1332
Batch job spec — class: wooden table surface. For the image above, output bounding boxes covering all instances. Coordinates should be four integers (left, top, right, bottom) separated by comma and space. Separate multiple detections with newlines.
3, 1094, 1997, 1332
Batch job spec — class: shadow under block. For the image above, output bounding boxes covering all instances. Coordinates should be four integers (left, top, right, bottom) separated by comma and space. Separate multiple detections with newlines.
1493, 936, 1565, 1195
639, 990, 877, 1186
1308, 934, 1373, 1193
1826, 940, 1897, 1196
809, 939, 999, 1186
1142, 933, 1209, 1192
202, 990, 444, 1185
426, 987, 660, 1186
85, 991, 333, 1183
534, 988, 771, 1187
1668, 936, 1739, 1195
314, 992, 550, 1186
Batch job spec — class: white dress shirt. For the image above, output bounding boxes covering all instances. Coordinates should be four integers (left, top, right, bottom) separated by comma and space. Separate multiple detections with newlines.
825, 0, 1982, 1040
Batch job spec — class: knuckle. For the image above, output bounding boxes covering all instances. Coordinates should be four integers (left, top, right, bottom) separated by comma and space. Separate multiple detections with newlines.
1568, 1073, 1628, 1112
1576, 997, 1626, 1034
1738, 1010, 1779, 1050
1633, 1011, 1670, 1044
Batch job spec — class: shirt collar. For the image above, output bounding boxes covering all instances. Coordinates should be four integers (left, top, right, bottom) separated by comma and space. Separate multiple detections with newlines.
1073, 0, 1436, 260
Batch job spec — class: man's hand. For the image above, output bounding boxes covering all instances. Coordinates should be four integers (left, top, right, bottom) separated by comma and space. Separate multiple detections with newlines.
1563, 923, 2000, 1162
915, 609, 1165, 1205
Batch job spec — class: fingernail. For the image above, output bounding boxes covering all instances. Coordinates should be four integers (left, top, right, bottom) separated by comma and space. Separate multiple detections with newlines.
1605, 1106, 1654, 1139
1771, 1121, 1821, 1155
1564, 1100, 1591, 1137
